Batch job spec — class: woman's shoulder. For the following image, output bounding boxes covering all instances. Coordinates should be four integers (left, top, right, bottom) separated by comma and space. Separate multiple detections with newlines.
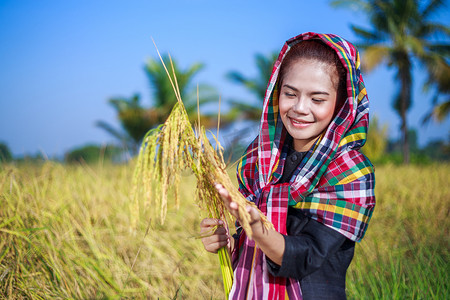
332, 148, 374, 175
334, 148, 373, 166
316, 149, 374, 189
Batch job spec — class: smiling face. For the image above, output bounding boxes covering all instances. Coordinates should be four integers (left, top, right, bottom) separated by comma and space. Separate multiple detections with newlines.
279, 58, 339, 152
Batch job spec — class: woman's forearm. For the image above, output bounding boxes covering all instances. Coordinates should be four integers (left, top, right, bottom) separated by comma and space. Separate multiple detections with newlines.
251, 222, 285, 266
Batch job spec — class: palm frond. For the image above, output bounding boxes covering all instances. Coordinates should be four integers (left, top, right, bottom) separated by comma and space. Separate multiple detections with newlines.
422, 0, 447, 19
422, 98, 450, 124
350, 24, 384, 43
361, 45, 390, 72
331, 0, 370, 11
427, 43, 450, 56
108, 98, 131, 112
434, 99, 450, 121
226, 71, 247, 85
415, 22, 450, 38
95, 120, 129, 144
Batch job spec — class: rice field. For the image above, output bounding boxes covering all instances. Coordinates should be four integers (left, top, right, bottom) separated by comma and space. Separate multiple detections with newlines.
1, 161, 449, 299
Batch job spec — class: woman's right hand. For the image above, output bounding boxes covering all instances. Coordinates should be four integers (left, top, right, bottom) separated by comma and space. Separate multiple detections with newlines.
200, 218, 230, 253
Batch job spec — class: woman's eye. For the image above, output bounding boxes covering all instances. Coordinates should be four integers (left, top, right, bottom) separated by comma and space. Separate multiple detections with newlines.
284, 92, 295, 97
312, 98, 325, 103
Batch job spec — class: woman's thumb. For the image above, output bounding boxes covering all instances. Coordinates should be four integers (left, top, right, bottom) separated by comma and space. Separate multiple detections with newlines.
246, 206, 261, 223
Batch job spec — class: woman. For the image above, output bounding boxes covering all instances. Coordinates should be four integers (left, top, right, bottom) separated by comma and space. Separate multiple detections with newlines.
201, 32, 375, 299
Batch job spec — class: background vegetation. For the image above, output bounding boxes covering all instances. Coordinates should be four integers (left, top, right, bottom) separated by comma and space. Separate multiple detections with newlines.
4, 1, 448, 165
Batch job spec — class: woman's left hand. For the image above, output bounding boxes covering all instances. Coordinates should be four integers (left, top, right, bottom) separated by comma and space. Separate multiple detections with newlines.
214, 183, 262, 229
214, 183, 285, 264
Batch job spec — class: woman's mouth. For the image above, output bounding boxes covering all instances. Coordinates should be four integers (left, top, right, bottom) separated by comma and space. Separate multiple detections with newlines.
290, 118, 313, 128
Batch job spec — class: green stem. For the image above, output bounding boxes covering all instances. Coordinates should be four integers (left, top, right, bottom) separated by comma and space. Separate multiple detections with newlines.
218, 246, 233, 298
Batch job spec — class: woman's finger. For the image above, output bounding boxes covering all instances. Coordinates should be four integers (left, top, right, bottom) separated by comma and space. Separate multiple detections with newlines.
215, 184, 231, 203
202, 232, 227, 244
201, 227, 229, 253
215, 183, 240, 218
200, 218, 223, 230
203, 239, 229, 253
247, 205, 262, 224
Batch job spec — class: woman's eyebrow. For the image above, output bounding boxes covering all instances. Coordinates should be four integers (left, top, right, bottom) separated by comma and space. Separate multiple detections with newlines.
311, 91, 330, 96
282, 84, 298, 91
283, 84, 330, 96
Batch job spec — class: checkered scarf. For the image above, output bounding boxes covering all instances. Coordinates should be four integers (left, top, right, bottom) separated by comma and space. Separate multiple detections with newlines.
230, 32, 375, 299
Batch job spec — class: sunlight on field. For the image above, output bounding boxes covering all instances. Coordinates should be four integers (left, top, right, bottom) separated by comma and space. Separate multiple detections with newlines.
1, 162, 449, 299
347, 164, 449, 299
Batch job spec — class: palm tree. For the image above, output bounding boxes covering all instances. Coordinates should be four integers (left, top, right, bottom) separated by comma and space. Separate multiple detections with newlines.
97, 55, 218, 155
226, 52, 278, 121
214, 52, 278, 161
332, 0, 450, 163
96, 94, 155, 154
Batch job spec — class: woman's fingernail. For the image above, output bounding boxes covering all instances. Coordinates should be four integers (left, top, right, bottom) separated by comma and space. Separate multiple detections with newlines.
218, 220, 223, 225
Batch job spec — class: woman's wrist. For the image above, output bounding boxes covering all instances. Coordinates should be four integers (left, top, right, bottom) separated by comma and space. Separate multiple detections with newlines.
250, 221, 285, 265
249, 219, 265, 240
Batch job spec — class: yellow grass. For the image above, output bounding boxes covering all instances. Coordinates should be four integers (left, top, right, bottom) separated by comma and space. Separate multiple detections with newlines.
1, 162, 449, 299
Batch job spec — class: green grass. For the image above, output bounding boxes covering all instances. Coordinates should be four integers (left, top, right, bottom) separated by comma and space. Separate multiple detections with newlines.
346, 164, 449, 299
1, 162, 449, 299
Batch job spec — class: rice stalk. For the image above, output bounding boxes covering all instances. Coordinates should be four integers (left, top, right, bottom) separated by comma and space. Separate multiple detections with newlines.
131, 41, 274, 297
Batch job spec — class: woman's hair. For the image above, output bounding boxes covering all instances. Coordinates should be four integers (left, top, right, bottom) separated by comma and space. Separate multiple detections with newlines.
278, 39, 347, 106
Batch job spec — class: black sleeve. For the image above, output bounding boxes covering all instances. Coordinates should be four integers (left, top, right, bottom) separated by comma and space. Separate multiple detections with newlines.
232, 226, 243, 243
266, 208, 348, 280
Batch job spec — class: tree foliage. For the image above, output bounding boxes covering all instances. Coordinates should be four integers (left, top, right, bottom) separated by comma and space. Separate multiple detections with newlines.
225, 52, 278, 121
97, 54, 218, 154
65, 144, 122, 164
0, 142, 13, 162
362, 115, 389, 163
97, 94, 154, 154
332, 0, 450, 163
422, 60, 450, 123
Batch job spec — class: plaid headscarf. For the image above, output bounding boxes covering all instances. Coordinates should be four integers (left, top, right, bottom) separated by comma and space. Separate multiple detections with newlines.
230, 32, 375, 299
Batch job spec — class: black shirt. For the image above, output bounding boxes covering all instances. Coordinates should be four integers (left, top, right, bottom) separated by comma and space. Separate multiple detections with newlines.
266, 146, 355, 300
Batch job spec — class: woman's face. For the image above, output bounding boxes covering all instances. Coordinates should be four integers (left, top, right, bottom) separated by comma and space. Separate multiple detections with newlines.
279, 58, 339, 152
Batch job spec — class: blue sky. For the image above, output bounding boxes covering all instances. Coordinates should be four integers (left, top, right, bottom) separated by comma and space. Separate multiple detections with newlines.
1, 0, 449, 157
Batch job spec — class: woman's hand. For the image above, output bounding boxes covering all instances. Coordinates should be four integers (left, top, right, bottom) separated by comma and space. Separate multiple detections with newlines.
214, 183, 262, 233
200, 218, 230, 253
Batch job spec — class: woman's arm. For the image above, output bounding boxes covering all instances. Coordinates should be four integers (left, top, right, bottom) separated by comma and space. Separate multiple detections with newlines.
215, 183, 350, 277
268, 214, 349, 279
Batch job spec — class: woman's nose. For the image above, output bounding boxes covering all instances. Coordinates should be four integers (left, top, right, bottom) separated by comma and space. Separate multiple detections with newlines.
292, 97, 308, 114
